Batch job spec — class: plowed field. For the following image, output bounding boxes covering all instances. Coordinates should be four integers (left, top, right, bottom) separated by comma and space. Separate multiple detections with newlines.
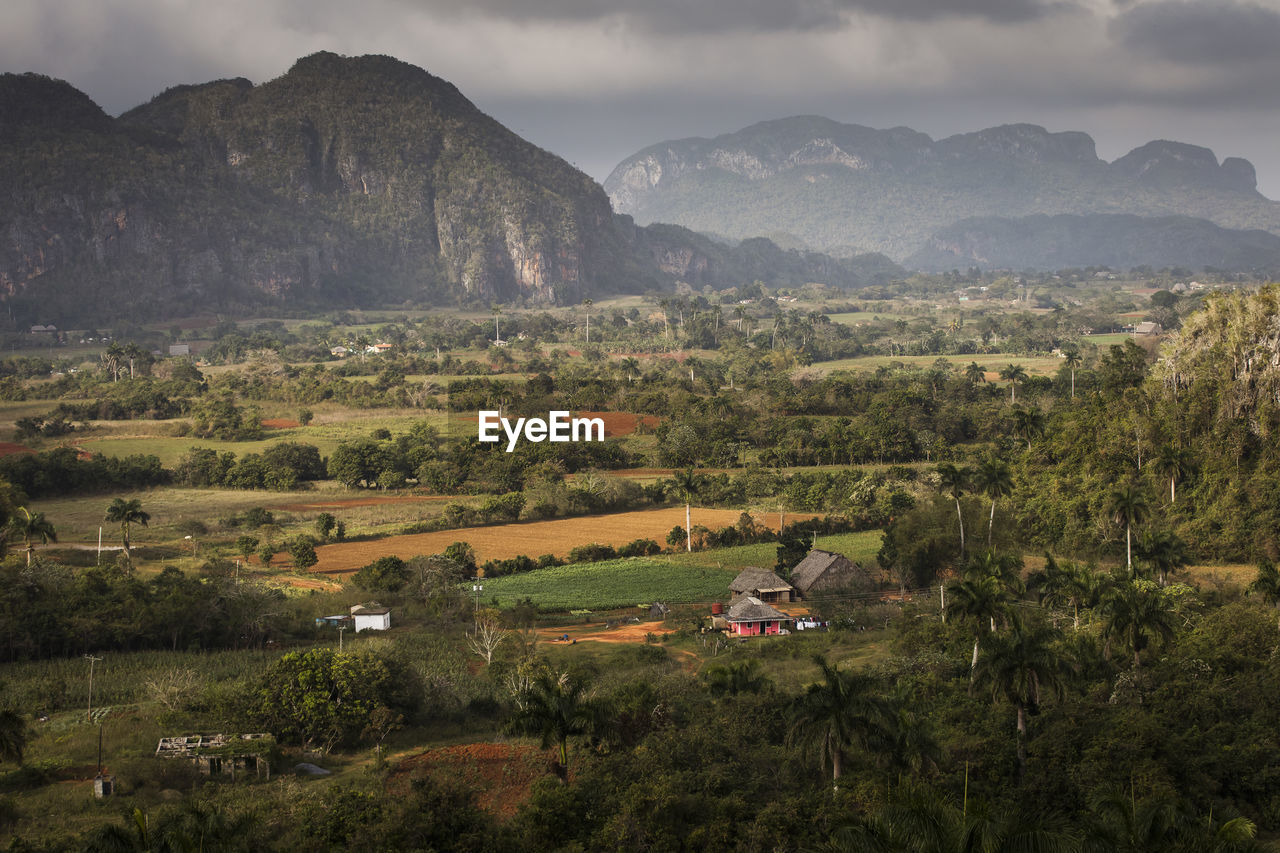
310, 507, 783, 575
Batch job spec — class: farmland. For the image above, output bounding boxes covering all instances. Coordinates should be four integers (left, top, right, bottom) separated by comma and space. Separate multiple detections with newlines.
476, 556, 738, 610
308, 507, 799, 574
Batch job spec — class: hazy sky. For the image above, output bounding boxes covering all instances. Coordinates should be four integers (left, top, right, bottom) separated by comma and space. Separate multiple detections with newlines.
5, 0, 1280, 196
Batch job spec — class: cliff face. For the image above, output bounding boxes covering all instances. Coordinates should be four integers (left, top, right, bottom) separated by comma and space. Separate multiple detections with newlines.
0, 54, 633, 323
606, 117, 1280, 261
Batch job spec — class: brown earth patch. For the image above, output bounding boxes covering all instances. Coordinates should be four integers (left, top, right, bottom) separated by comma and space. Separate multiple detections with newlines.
536, 621, 668, 645
392, 743, 551, 818
0, 442, 33, 457
261, 418, 300, 429
310, 506, 790, 575
573, 411, 658, 436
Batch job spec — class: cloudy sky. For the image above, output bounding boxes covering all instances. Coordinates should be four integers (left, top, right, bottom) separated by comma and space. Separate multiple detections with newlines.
5, 0, 1280, 195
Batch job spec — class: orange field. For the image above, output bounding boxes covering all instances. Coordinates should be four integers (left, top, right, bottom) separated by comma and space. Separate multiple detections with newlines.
391, 743, 550, 818
574, 410, 658, 436
309, 506, 788, 575
0, 442, 33, 457
261, 418, 301, 429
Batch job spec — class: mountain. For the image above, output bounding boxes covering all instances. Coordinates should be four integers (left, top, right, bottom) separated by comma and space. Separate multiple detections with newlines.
907, 214, 1280, 272
1, 53, 661, 323
605, 116, 1280, 265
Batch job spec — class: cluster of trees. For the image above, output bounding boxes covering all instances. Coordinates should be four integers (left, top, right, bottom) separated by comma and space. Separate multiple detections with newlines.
173, 443, 326, 491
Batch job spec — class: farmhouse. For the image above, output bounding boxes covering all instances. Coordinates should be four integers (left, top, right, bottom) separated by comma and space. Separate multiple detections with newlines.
1133, 321, 1162, 336
351, 602, 391, 632
725, 596, 795, 636
156, 733, 273, 779
728, 567, 795, 603
790, 549, 874, 599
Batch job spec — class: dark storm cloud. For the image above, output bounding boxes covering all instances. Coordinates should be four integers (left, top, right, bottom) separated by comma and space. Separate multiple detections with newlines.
400, 0, 1070, 33
1113, 0, 1280, 64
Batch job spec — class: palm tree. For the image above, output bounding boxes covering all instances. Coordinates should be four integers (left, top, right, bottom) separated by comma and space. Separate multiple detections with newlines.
704, 659, 770, 697
788, 656, 893, 791
999, 363, 1028, 403
974, 457, 1014, 547
1247, 558, 1280, 630
671, 468, 701, 552
105, 498, 150, 562
1101, 579, 1175, 669
0, 709, 26, 766
7, 506, 56, 566
509, 670, 602, 783
935, 463, 972, 558
973, 621, 1068, 779
1106, 483, 1150, 575
1136, 529, 1188, 587
1028, 554, 1093, 630
945, 573, 1012, 684
1063, 347, 1082, 399
1010, 407, 1046, 450
619, 356, 640, 384
964, 361, 987, 385
1152, 444, 1194, 505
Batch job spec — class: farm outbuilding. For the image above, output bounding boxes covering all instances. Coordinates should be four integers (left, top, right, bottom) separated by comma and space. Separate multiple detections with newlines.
156, 733, 274, 779
351, 603, 391, 632
725, 596, 794, 636
728, 567, 795, 603
790, 549, 875, 599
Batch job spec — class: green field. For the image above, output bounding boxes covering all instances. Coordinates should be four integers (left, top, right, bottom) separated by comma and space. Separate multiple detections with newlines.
1081, 333, 1132, 347
479, 557, 737, 611
798, 352, 1063, 378
478, 530, 883, 611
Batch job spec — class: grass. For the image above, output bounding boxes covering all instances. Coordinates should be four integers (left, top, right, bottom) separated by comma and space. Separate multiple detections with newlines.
1080, 333, 1132, 347
476, 530, 884, 612
798, 353, 1063, 378
478, 557, 739, 611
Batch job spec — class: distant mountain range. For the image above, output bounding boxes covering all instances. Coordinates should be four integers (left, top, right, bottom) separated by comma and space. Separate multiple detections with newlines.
605, 116, 1280, 270
0, 55, 897, 325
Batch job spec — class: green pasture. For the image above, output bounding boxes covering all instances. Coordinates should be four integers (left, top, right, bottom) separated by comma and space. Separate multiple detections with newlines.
1080, 333, 1132, 347
798, 352, 1063, 377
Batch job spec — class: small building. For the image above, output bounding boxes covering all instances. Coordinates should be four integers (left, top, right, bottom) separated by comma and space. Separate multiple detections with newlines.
330, 345, 349, 357
1133, 321, 1163, 336
168, 344, 191, 357
790, 549, 875, 600
156, 733, 273, 780
350, 603, 391, 632
29, 324, 57, 335
315, 614, 353, 629
725, 596, 794, 636
728, 567, 795, 603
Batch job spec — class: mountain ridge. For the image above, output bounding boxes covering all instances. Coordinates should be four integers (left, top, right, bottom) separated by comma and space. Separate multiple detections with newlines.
605, 116, 1280, 263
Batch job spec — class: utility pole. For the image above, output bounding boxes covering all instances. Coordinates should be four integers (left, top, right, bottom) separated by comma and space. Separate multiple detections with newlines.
338, 625, 346, 651
84, 654, 103, 723
97, 526, 102, 566
472, 580, 483, 617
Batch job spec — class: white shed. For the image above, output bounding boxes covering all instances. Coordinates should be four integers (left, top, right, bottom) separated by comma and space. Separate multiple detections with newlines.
350, 603, 391, 632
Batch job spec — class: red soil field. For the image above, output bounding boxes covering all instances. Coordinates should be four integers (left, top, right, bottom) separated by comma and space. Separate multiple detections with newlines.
260, 418, 300, 429
308, 506, 793, 575
0, 442, 33, 457
392, 743, 551, 818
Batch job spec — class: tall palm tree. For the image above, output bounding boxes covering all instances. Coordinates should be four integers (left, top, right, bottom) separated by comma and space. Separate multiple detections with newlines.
1010, 407, 1046, 450
935, 463, 972, 558
1247, 558, 1280, 630
1136, 529, 1189, 587
973, 621, 1068, 779
1152, 444, 1194, 505
964, 361, 987, 385
671, 468, 701, 552
105, 498, 150, 562
945, 573, 1012, 684
8, 506, 56, 566
1106, 483, 1150, 575
582, 298, 593, 344
788, 656, 894, 791
1101, 579, 1176, 670
619, 356, 640, 384
999, 363, 1028, 403
509, 670, 602, 783
1063, 347, 1082, 399
974, 457, 1014, 547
